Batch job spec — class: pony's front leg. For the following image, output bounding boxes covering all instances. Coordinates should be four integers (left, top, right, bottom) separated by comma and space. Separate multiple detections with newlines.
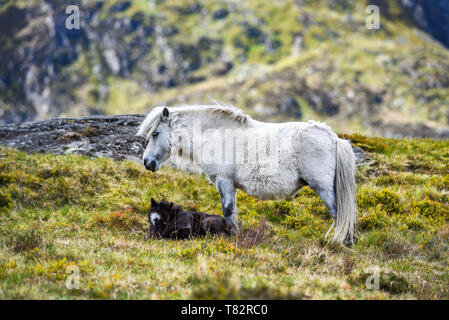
216, 177, 238, 232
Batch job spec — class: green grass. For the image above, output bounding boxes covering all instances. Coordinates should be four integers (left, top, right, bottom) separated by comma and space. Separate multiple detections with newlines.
0, 135, 448, 299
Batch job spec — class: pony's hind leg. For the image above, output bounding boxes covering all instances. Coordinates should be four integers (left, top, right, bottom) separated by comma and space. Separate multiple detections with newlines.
309, 185, 337, 239
310, 185, 357, 245
310, 186, 337, 220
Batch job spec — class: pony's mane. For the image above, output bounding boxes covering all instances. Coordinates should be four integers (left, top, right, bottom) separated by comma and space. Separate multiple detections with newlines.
136, 104, 251, 139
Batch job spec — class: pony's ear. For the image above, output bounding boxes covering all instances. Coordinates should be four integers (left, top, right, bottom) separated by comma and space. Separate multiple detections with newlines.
161, 107, 169, 121
151, 198, 157, 206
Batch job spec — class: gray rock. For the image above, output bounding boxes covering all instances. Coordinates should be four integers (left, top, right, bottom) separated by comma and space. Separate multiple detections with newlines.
402, 0, 449, 48
379, 122, 449, 140
351, 145, 366, 167
0, 115, 146, 161
212, 8, 229, 20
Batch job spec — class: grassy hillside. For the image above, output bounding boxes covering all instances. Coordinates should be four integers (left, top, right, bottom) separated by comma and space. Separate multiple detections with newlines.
2, 0, 449, 137
76, 0, 449, 134
0, 134, 448, 299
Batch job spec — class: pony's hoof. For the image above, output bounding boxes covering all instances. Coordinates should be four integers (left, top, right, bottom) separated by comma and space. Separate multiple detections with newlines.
225, 219, 238, 236
229, 225, 239, 237
343, 235, 358, 247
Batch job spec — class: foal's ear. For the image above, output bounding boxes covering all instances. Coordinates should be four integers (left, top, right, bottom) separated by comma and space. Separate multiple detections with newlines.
167, 202, 175, 215
150, 198, 157, 206
161, 107, 169, 120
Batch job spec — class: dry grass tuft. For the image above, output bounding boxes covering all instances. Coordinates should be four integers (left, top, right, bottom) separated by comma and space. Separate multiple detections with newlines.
235, 218, 271, 248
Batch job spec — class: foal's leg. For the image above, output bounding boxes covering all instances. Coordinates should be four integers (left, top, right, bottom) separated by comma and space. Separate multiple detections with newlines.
216, 177, 237, 232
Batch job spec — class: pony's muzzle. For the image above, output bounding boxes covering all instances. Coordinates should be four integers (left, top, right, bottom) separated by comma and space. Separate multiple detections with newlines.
144, 159, 158, 172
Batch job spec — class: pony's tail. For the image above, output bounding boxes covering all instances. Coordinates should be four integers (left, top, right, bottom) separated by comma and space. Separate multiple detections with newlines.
333, 139, 357, 245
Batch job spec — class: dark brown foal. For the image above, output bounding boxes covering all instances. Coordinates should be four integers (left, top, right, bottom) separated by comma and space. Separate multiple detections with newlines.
148, 198, 233, 239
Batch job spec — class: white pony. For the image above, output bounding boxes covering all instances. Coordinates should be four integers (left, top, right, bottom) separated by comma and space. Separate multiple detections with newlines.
137, 104, 357, 245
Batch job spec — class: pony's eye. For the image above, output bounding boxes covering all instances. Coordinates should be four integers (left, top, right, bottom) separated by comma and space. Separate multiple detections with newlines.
152, 132, 159, 137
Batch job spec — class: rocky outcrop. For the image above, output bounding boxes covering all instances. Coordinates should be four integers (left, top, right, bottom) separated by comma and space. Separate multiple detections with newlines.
378, 122, 449, 140
1, 0, 448, 140
0, 1, 227, 124
0, 115, 366, 165
0, 115, 145, 161
401, 0, 449, 48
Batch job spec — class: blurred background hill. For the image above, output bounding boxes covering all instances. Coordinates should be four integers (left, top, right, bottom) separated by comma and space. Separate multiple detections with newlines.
1, 0, 448, 138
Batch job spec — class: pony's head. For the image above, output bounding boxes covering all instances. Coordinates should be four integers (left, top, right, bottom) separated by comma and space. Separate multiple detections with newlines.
137, 107, 172, 172
148, 198, 174, 237
137, 104, 251, 172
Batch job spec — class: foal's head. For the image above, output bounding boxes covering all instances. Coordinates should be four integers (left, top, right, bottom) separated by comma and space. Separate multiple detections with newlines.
148, 198, 175, 237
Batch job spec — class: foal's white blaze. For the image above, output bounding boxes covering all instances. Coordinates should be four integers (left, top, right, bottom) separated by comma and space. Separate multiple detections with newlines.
150, 212, 161, 225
